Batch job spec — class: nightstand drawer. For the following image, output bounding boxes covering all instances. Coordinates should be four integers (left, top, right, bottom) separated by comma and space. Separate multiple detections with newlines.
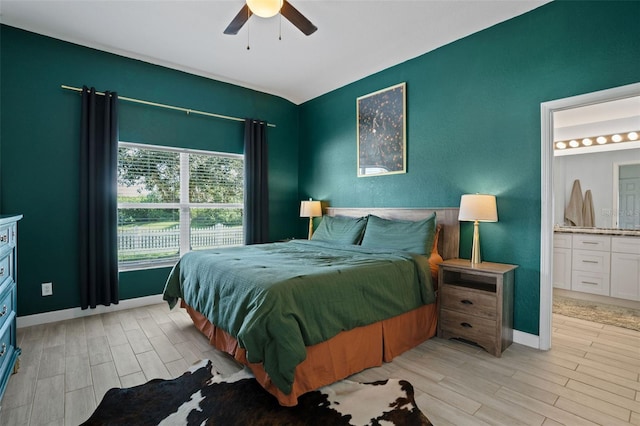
440, 286, 497, 320
439, 309, 497, 347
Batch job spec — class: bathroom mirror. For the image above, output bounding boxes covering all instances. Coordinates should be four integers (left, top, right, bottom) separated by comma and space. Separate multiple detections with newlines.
553, 96, 640, 229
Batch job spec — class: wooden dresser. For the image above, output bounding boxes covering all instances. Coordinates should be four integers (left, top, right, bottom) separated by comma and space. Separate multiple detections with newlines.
438, 258, 517, 357
0, 215, 22, 403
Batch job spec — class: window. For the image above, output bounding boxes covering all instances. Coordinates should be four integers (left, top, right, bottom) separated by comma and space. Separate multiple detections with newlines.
117, 142, 244, 270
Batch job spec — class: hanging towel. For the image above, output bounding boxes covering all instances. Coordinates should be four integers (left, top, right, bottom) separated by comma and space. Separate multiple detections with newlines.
565, 179, 584, 226
583, 189, 595, 227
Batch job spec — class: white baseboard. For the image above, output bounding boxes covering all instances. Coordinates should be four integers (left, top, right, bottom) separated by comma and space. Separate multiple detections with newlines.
17, 294, 165, 328
513, 329, 541, 350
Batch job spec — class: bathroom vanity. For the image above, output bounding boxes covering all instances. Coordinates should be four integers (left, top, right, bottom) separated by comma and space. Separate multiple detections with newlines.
554, 226, 640, 301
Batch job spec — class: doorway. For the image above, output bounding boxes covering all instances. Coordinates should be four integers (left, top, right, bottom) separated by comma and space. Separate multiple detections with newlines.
539, 82, 640, 350
617, 163, 640, 229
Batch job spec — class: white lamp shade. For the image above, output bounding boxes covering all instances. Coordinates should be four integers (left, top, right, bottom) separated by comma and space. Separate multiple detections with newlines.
300, 200, 322, 218
246, 0, 283, 18
458, 194, 498, 222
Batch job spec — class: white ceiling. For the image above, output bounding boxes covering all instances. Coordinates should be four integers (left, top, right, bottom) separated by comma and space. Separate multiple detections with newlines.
0, 0, 549, 105
554, 96, 640, 139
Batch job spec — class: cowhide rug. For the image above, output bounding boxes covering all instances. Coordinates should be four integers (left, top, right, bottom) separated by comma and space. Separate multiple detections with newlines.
82, 359, 432, 425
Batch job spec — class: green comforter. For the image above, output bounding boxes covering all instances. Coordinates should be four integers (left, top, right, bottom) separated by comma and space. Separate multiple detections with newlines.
163, 240, 434, 394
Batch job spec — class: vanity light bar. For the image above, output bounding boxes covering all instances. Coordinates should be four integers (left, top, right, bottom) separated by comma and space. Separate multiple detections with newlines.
554, 130, 639, 150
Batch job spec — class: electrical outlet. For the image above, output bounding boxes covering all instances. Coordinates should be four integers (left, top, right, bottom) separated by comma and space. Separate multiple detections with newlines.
41, 282, 53, 296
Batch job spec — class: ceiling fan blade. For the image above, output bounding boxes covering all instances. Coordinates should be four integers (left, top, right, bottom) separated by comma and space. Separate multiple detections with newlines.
224, 4, 252, 35
281, 0, 317, 36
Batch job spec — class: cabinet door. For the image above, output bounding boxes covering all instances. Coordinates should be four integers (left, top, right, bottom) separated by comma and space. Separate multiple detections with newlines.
553, 248, 571, 289
611, 253, 640, 301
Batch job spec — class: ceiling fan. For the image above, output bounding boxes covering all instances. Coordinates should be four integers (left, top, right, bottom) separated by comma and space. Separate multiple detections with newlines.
224, 0, 318, 36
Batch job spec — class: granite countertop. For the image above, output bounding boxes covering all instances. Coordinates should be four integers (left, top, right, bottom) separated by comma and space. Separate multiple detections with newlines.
554, 225, 640, 237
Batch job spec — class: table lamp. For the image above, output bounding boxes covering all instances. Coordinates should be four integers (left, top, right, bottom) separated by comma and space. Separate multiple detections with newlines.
458, 194, 498, 265
300, 199, 322, 239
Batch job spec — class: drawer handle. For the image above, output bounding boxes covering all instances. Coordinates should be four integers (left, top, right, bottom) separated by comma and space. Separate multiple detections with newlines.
460, 322, 473, 328
0, 305, 7, 317
0, 235, 6, 243
583, 241, 599, 245
581, 281, 598, 285
0, 343, 6, 357
460, 299, 474, 305
582, 260, 599, 264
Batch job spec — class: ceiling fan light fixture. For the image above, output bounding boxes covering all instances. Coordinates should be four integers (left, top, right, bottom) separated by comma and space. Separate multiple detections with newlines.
246, 0, 283, 18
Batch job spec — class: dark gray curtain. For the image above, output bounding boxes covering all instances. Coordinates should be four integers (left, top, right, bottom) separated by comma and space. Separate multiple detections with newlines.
79, 86, 119, 309
244, 119, 269, 244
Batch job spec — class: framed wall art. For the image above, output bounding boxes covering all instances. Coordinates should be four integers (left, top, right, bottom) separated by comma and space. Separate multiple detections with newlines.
356, 82, 406, 177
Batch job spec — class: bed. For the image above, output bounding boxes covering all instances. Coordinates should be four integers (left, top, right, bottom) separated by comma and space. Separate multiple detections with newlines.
163, 207, 459, 406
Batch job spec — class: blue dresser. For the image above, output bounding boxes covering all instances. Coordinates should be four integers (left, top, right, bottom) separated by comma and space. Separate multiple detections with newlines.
0, 215, 22, 402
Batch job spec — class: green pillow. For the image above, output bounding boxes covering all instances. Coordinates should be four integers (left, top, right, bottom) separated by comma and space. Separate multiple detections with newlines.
311, 215, 368, 244
361, 213, 437, 255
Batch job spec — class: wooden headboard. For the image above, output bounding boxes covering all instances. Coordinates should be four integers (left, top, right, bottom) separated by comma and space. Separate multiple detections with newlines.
325, 207, 460, 260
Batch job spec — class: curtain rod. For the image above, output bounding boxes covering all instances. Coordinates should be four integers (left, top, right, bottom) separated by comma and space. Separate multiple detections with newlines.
61, 85, 276, 128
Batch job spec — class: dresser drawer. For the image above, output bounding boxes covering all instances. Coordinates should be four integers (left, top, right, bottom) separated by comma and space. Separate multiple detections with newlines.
0, 282, 15, 331
572, 249, 610, 274
0, 313, 16, 387
573, 234, 611, 251
439, 309, 497, 349
0, 253, 11, 285
440, 285, 497, 320
612, 237, 640, 255
0, 224, 13, 250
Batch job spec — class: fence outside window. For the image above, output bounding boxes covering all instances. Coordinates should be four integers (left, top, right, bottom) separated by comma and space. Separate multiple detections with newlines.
118, 224, 243, 256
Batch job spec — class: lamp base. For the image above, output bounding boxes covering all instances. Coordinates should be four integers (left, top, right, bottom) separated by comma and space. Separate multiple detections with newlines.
471, 220, 481, 266
308, 217, 314, 240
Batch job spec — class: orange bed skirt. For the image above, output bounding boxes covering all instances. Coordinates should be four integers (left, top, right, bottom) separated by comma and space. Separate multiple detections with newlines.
182, 300, 438, 406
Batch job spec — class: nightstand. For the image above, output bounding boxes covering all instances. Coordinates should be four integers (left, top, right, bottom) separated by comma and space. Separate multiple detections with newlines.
437, 258, 517, 357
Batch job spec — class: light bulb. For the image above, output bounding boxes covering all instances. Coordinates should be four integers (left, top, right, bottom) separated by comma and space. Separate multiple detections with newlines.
628, 131, 639, 141
582, 138, 592, 146
556, 141, 567, 149
612, 134, 622, 142
246, 0, 283, 18
569, 140, 579, 148
596, 136, 607, 144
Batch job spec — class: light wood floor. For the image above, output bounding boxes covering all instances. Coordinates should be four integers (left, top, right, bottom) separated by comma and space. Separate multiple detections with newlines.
0, 304, 638, 425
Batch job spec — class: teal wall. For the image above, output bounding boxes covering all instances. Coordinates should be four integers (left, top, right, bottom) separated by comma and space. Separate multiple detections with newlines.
0, 26, 299, 316
298, 1, 640, 335
2, 2, 640, 332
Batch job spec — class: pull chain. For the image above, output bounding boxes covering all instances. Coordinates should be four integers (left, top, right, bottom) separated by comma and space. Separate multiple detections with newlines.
246, 7, 251, 50
279, 13, 282, 41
